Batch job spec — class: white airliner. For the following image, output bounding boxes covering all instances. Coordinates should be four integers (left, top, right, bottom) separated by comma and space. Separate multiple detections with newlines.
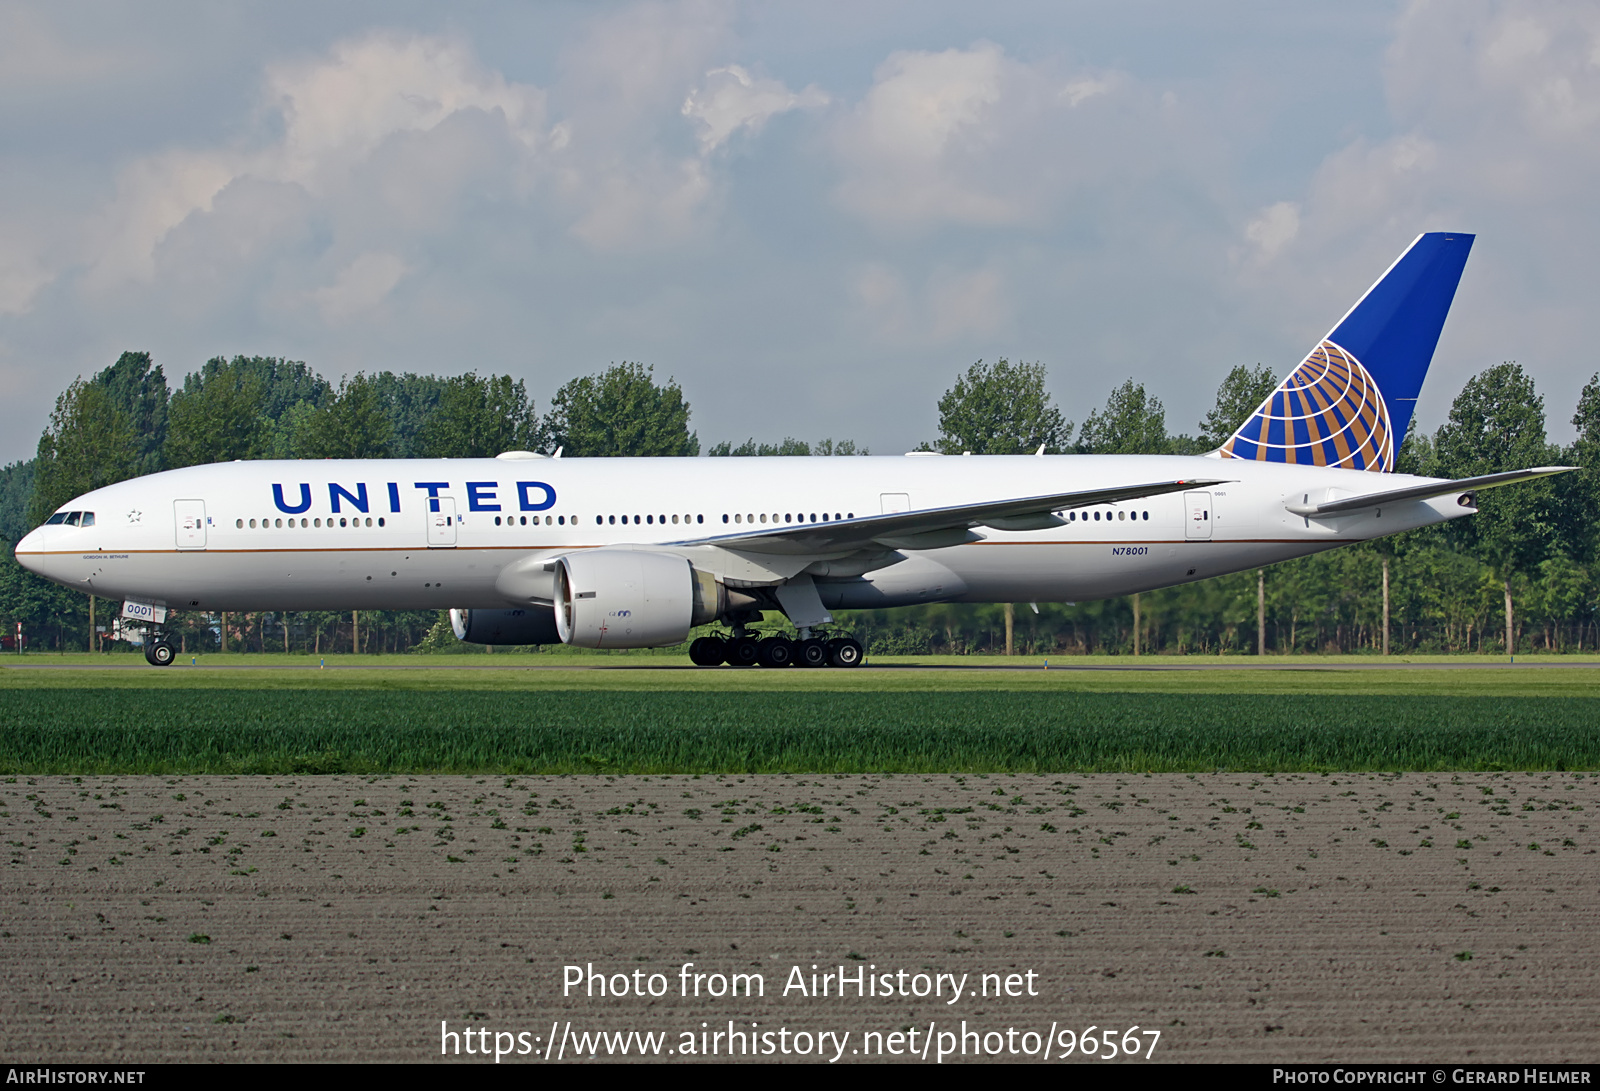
16, 232, 1568, 667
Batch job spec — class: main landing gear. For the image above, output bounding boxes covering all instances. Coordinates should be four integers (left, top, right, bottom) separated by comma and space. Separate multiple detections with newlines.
688, 633, 863, 668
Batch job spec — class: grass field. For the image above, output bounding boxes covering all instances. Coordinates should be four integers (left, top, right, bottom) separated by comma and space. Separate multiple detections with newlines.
3, 655, 1597, 774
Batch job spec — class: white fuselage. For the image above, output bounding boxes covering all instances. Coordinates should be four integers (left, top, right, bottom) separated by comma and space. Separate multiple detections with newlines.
15, 454, 1468, 616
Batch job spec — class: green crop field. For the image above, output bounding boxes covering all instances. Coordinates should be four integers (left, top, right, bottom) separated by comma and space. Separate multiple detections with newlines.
3, 657, 1598, 774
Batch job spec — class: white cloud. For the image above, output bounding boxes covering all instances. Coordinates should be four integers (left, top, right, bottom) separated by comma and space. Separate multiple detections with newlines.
0, 244, 53, 317
833, 42, 1016, 228
85, 150, 242, 290
72, 31, 555, 299
566, 159, 714, 250
830, 42, 1145, 233
1242, 201, 1302, 263
548, 0, 741, 247
1226, 0, 1600, 436
64, 10, 779, 314
927, 267, 1010, 341
682, 65, 828, 153
0, 6, 147, 93
853, 262, 1011, 346
313, 252, 410, 323
1060, 77, 1110, 108
264, 32, 549, 192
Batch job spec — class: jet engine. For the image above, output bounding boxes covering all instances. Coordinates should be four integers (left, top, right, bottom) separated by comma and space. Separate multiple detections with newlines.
553, 550, 722, 648
451, 607, 561, 645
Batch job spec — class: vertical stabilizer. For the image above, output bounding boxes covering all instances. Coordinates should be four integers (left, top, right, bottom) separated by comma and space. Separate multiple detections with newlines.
1219, 232, 1474, 471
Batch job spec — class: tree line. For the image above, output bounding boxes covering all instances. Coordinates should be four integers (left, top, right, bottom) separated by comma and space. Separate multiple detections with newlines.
1, 349, 1596, 656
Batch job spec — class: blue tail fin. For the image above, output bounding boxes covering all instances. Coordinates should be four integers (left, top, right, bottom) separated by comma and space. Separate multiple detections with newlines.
1219, 231, 1474, 471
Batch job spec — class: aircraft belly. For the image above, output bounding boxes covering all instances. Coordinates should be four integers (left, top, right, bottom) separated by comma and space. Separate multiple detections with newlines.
936, 539, 1350, 603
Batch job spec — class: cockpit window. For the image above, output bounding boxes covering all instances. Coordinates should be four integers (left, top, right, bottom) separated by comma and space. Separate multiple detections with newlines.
79, 512, 95, 527
43, 511, 93, 526
45, 512, 68, 525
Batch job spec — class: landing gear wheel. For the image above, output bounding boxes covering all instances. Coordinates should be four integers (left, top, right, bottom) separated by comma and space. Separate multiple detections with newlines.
688, 636, 727, 666
727, 636, 761, 667
758, 637, 795, 668
145, 639, 176, 667
797, 638, 829, 668
827, 637, 864, 668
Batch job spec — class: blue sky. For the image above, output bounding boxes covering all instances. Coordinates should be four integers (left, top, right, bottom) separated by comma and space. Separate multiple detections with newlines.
3, 1, 1597, 462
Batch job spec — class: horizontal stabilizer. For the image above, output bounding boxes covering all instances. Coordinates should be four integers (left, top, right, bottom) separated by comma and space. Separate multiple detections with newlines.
1284, 467, 1575, 517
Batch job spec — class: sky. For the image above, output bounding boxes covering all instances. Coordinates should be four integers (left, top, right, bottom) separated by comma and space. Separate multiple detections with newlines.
3, 0, 1599, 463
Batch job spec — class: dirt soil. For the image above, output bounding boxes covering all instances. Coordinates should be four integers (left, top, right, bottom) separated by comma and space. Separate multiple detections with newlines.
2, 772, 1596, 1064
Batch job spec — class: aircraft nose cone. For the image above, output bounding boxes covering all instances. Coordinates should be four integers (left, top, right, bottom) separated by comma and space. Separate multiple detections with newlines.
14, 527, 62, 581
15, 528, 44, 567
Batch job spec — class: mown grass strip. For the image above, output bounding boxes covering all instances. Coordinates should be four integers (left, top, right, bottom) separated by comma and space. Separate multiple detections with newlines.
7, 662, 1600, 698
2, 690, 1597, 774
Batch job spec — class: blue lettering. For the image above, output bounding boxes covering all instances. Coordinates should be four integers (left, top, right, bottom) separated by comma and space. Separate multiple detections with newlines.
387, 482, 401, 513
273, 483, 312, 514
466, 481, 501, 512
329, 482, 369, 514
517, 481, 557, 512
414, 482, 450, 513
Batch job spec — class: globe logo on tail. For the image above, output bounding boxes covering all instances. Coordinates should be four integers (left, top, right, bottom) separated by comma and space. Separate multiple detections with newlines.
1220, 341, 1394, 472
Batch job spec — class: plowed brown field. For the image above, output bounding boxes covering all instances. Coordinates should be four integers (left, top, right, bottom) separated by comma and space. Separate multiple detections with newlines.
3, 773, 1596, 1063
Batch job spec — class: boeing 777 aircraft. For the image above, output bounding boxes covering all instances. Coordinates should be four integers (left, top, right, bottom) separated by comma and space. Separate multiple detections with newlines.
15, 232, 1570, 667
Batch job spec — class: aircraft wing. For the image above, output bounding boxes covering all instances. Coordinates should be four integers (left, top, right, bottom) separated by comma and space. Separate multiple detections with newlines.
1284, 466, 1576, 517
670, 477, 1230, 556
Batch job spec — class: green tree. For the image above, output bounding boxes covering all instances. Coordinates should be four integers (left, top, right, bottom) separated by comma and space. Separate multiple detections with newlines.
709, 437, 868, 456
0, 460, 36, 544
92, 351, 169, 477
299, 373, 396, 459
269, 400, 323, 460
540, 363, 698, 457
165, 358, 269, 468
1560, 372, 1600, 564
238, 357, 330, 420
1393, 418, 1437, 477
222, 357, 335, 459
711, 437, 811, 456
1076, 380, 1169, 454
368, 372, 446, 457
27, 379, 143, 526
1198, 364, 1278, 449
414, 373, 539, 458
0, 545, 87, 651
931, 358, 1069, 454
1432, 362, 1562, 652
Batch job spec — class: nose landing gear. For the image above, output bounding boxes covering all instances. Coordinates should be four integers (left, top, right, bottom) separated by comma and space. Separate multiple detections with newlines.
143, 634, 176, 666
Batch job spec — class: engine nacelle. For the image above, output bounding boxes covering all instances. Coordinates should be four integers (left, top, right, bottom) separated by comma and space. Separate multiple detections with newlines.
450, 607, 562, 645
554, 550, 719, 648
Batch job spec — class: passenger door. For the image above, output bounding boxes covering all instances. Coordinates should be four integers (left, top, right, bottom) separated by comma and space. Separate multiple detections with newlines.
428, 497, 458, 548
174, 500, 207, 550
1184, 491, 1212, 540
